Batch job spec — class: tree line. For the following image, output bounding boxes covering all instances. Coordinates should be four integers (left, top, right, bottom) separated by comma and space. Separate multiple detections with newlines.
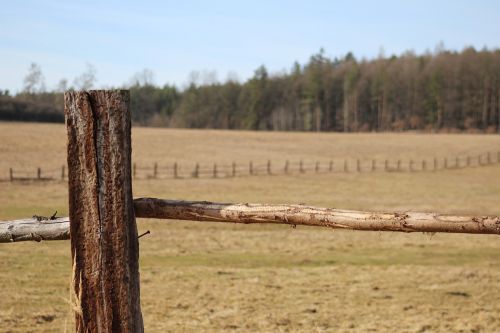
2, 46, 500, 132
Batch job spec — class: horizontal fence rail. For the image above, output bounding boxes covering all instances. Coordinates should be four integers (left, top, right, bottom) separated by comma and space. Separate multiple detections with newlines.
2, 151, 500, 182
1, 197, 500, 243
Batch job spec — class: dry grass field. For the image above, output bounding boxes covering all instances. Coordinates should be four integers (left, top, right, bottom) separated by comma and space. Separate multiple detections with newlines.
1, 122, 500, 332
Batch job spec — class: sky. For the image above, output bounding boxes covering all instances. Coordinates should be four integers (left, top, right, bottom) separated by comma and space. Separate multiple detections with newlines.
1, 0, 499, 93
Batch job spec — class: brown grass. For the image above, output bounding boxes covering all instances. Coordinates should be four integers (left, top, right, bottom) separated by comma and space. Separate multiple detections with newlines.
0, 122, 500, 332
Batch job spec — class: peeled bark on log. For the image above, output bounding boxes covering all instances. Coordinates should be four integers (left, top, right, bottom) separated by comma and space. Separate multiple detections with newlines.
1, 199, 499, 243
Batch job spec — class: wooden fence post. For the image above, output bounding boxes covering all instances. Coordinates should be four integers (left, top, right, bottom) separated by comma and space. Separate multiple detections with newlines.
37, 167, 41, 180
9, 168, 13, 181
384, 160, 388, 172
356, 159, 361, 172
371, 160, 376, 172
154, 163, 158, 178
284, 160, 289, 174
422, 160, 426, 171
61, 166, 65, 180
173, 162, 178, 178
193, 163, 199, 178
249, 161, 253, 175
213, 163, 217, 178
300, 160, 305, 173
232, 162, 236, 177
397, 160, 401, 172
64, 90, 143, 332
329, 160, 333, 172
267, 160, 271, 175
315, 161, 319, 173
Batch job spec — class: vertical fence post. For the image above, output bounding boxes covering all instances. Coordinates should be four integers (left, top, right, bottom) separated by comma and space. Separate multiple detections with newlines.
356, 159, 361, 172
61, 166, 65, 180
193, 163, 199, 178
173, 162, 178, 178
371, 160, 376, 172
154, 163, 158, 178
315, 161, 319, 173
422, 160, 426, 171
213, 163, 217, 178
249, 161, 253, 175
9, 168, 13, 181
37, 167, 41, 180
397, 160, 401, 172
64, 90, 143, 332
384, 160, 388, 172
232, 162, 236, 177
267, 160, 271, 175
284, 160, 289, 174
329, 160, 333, 172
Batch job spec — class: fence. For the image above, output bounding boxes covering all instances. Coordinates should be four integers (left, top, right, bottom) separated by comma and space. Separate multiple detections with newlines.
3, 151, 500, 182
1, 90, 499, 333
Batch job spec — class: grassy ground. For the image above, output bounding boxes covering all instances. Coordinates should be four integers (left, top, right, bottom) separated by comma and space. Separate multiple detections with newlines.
1, 122, 500, 332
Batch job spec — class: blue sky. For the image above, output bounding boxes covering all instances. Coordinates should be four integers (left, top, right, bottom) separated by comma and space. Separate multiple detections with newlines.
1, 0, 499, 92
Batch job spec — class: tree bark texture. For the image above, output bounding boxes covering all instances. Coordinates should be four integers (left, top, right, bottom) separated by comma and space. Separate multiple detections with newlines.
64, 90, 143, 333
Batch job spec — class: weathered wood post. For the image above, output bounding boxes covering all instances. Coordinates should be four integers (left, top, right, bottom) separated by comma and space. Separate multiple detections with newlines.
64, 90, 143, 333
384, 160, 388, 172
397, 160, 401, 172
232, 162, 236, 177
422, 160, 426, 171
213, 163, 217, 178
193, 163, 199, 178
37, 167, 41, 180
173, 162, 178, 178
356, 159, 361, 172
249, 161, 253, 175
267, 160, 272, 175
153, 163, 158, 178
329, 160, 333, 172
61, 165, 65, 180
284, 160, 289, 174
315, 161, 319, 173
371, 160, 376, 172
9, 168, 13, 181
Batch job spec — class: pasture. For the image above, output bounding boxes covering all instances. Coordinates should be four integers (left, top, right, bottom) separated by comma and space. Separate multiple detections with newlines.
1, 122, 500, 332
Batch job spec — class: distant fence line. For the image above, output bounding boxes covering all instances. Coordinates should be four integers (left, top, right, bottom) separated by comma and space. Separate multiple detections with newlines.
3, 151, 500, 183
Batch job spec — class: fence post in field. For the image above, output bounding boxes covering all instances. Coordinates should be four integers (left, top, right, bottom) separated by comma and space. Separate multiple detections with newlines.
329, 160, 333, 172
284, 160, 289, 174
213, 163, 217, 178
371, 159, 376, 172
300, 160, 305, 173
356, 159, 361, 172
249, 161, 253, 175
397, 160, 401, 172
173, 162, 178, 178
193, 163, 199, 178
61, 166, 65, 180
384, 160, 388, 172
154, 163, 158, 178
37, 167, 41, 180
64, 90, 143, 332
9, 168, 13, 181
315, 161, 319, 173
267, 160, 272, 175
232, 162, 236, 177
422, 160, 426, 171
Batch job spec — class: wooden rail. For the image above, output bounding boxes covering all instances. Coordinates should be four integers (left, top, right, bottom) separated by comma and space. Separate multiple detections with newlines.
1, 198, 499, 243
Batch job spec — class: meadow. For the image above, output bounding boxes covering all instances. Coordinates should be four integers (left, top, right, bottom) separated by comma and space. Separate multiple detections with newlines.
1, 122, 500, 332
